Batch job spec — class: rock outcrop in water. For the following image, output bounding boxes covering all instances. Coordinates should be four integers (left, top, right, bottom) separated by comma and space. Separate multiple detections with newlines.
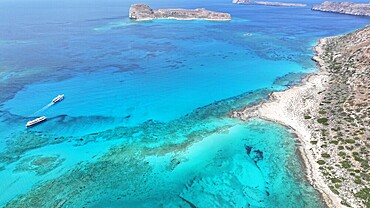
233, 0, 307, 7
312, 1, 370, 16
129, 4, 231, 21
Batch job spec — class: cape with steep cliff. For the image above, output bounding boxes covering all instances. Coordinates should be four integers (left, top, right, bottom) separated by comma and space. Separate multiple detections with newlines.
232, 0, 306, 7
312, 1, 370, 16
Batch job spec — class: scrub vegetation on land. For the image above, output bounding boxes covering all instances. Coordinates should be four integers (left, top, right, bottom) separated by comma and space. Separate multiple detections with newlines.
312, 25, 370, 208
233, 25, 370, 207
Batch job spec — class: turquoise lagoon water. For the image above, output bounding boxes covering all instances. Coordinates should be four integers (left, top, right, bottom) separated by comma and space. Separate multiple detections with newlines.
0, 0, 369, 206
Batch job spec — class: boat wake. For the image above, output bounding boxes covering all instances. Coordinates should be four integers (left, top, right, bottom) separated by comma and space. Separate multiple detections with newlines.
31, 102, 54, 117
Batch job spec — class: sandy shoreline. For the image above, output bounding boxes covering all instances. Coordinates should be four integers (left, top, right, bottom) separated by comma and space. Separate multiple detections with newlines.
231, 37, 344, 207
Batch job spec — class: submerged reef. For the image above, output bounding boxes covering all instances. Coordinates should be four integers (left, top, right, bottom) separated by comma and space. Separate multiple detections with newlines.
3, 89, 323, 207
5, 121, 323, 208
0, 131, 65, 164
15, 155, 65, 175
0, 89, 271, 166
129, 4, 232, 21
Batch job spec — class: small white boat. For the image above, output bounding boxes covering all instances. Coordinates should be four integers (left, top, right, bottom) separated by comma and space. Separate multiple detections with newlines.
52, 94, 64, 103
26, 116, 47, 128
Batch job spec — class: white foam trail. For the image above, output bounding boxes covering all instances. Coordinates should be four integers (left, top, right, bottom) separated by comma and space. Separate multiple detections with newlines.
31, 102, 54, 117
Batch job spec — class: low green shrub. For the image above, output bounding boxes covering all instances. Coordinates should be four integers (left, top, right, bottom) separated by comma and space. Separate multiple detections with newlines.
317, 118, 328, 123
319, 110, 327, 114
331, 178, 342, 183
321, 153, 331, 158
317, 160, 326, 165
341, 161, 351, 169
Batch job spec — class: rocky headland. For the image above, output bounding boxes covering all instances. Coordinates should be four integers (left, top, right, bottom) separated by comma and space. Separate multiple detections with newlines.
233, 0, 307, 7
312, 1, 370, 17
129, 4, 231, 21
232, 25, 370, 207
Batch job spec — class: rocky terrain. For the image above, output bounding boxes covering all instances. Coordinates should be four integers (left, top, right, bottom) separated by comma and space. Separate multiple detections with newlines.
129, 4, 231, 21
310, 25, 370, 208
312, 1, 370, 17
233, 0, 306, 7
232, 25, 370, 207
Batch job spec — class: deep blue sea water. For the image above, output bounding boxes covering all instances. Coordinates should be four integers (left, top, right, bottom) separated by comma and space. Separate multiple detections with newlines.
0, 0, 369, 206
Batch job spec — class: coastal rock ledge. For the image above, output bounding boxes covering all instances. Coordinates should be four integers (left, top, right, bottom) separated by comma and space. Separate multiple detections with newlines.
129, 4, 231, 21
312, 1, 370, 16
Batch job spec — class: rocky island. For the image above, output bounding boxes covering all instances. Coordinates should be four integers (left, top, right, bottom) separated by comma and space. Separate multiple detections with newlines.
312, 1, 370, 17
233, 0, 307, 7
129, 4, 231, 21
232, 25, 370, 207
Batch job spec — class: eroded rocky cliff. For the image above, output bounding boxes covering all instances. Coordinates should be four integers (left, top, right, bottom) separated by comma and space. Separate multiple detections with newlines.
312, 1, 370, 16
129, 4, 231, 21
232, 0, 306, 7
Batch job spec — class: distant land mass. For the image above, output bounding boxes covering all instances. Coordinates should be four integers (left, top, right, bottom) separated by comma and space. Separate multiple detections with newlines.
312, 1, 370, 16
232, 0, 307, 7
129, 4, 231, 21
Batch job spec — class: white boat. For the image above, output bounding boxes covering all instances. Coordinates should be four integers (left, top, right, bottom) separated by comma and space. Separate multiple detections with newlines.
26, 116, 47, 128
52, 94, 64, 103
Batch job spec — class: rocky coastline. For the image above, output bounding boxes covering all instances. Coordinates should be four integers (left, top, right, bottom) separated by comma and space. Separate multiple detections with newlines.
233, 0, 307, 7
232, 25, 370, 207
312, 1, 370, 17
129, 4, 231, 21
